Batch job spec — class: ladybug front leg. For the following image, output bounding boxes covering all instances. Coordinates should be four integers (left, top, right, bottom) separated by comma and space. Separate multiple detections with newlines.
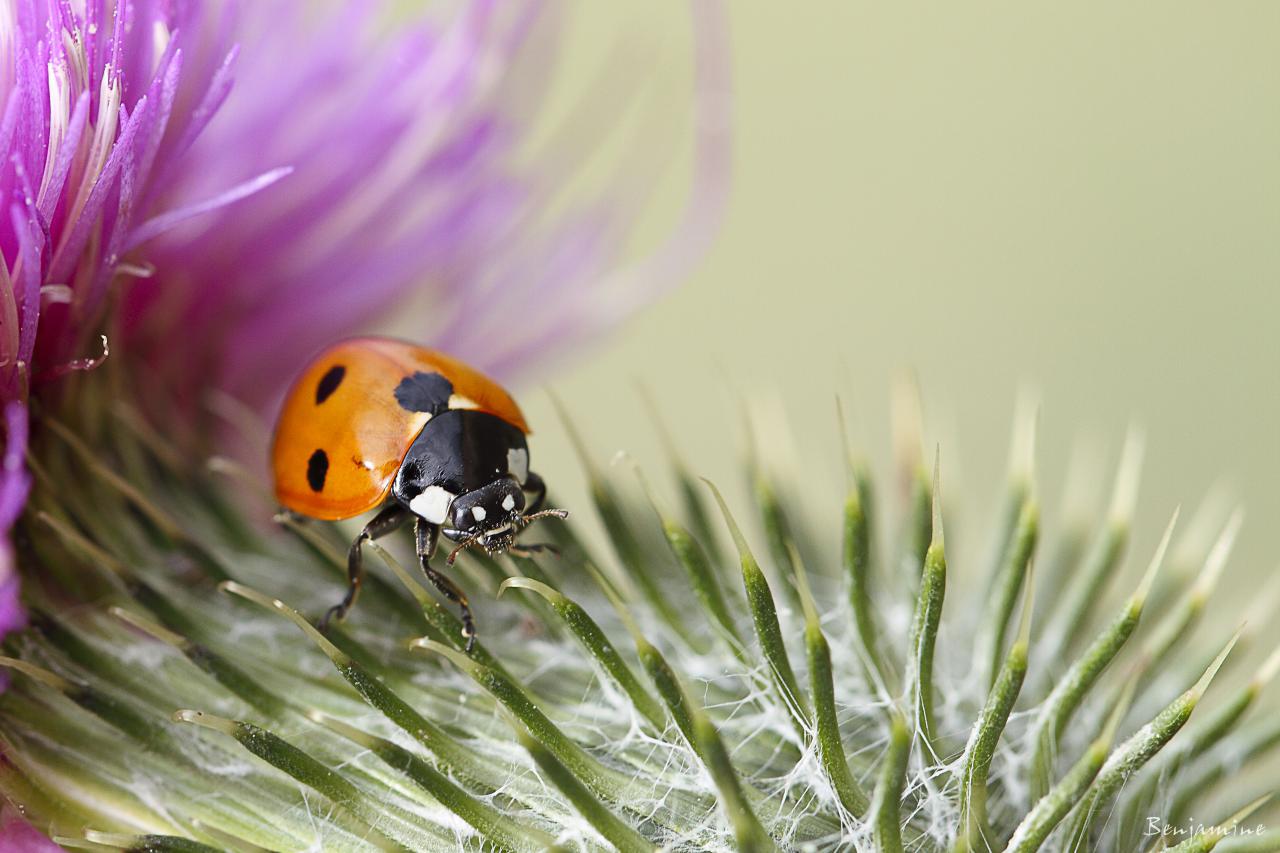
320, 504, 409, 630
416, 519, 477, 653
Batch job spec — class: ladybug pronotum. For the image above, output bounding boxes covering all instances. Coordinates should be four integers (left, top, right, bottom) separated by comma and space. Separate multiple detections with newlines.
271, 336, 567, 649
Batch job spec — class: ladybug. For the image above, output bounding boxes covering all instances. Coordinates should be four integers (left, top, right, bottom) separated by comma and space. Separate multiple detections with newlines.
271, 337, 566, 650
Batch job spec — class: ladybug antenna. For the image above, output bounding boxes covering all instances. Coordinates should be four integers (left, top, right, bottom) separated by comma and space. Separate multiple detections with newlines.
520, 508, 570, 528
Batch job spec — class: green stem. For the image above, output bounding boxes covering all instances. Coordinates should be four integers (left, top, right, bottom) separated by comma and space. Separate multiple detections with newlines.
175, 711, 438, 850
632, 465, 744, 653
1063, 633, 1239, 850
794, 551, 869, 818
705, 479, 812, 736
1029, 511, 1176, 800
909, 455, 946, 759
955, 573, 1033, 853
515, 727, 656, 853
982, 496, 1038, 690
842, 471, 891, 688
317, 712, 552, 853
498, 577, 666, 730
416, 639, 709, 835
693, 708, 777, 853
871, 714, 910, 853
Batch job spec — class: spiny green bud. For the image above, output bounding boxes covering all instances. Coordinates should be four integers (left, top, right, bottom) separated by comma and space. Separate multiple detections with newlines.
2, 397, 1273, 852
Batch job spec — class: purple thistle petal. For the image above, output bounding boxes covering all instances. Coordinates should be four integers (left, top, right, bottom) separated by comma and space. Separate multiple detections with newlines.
36, 91, 90, 222
124, 165, 293, 252
10, 202, 42, 374
0, 401, 30, 638
0, 402, 30, 531
129, 42, 184, 214
126, 0, 730, 418
0, 812, 63, 851
0, 0, 254, 643
46, 91, 145, 284
160, 43, 240, 174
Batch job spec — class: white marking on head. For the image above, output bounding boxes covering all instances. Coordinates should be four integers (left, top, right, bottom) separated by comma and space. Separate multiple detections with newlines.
471, 506, 487, 522
507, 447, 529, 483
409, 485, 455, 525
501, 493, 516, 512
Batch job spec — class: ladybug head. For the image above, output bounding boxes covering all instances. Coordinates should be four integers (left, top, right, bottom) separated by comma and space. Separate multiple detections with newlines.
440, 478, 569, 565
445, 478, 526, 553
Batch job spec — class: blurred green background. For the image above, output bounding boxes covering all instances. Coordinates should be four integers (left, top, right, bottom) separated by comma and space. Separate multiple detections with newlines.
513, 5, 1278, 608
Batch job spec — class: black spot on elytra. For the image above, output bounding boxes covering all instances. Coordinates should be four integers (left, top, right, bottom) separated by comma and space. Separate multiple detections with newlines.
306, 449, 329, 492
394, 371, 454, 415
315, 365, 346, 404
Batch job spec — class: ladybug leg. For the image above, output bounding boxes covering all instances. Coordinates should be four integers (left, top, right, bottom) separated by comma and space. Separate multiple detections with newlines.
509, 542, 561, 559
512, 475, 566, 559
320, 504, 409, 630
416, 519, 477, 653
522, 471, 547, 513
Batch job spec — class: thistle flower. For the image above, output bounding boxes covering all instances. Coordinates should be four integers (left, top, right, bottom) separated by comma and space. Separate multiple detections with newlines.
1, 0, 728, 641
3, 2, 1275, 852
1, 0, 246, 637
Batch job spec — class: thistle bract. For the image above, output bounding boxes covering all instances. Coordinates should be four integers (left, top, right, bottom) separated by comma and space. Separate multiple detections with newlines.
0, 387, 1276, 852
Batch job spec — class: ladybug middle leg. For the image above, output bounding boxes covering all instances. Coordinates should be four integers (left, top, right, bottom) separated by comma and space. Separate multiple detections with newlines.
522, 471, 547, 512
512, 471, 564, 558
509, 541, 560, 559
320, 504, 409, 630
416, 518, 477, 653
